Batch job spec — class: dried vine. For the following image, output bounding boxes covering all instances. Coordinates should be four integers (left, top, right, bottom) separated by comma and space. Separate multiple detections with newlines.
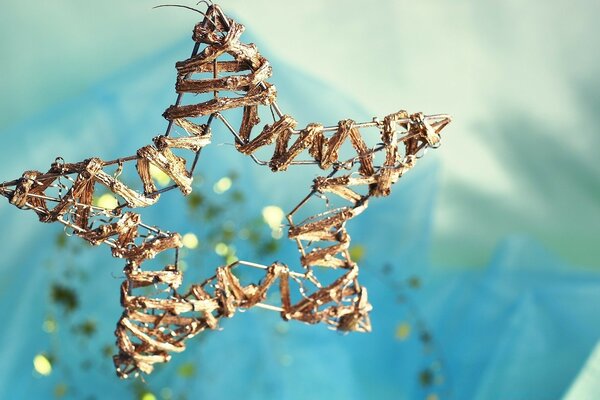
0, 4, 451, 378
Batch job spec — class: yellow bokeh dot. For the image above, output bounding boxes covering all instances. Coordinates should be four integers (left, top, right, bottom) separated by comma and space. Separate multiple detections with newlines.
213, 177, 232, 194
214, 242, 229, 256
95, 193, 118, 210
149, 164, 171, 187
140, 393, 157, 400
395, 322, 411, 340
42, 319, 56, 333
33, 354, 52, 376
182, 233, 199, 249
160, 388, 173, 400
262, 205, 284, 231
426, 394, 439, 400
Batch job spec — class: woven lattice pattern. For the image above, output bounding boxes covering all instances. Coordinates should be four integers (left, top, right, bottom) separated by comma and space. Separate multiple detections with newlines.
0, 4, 451, 378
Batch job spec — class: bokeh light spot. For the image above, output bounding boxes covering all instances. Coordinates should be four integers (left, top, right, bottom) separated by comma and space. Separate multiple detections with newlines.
33, 354, 52, 376
42, 318, 57, 333
215, 242, 228, 256
395, 322, 411, 340
182, 233, 199, 249
213, 177, 232, 194
262, 206, 284, 236
149, 164, 171, 187
160, 388, 173, 400
95, 193, 118, 210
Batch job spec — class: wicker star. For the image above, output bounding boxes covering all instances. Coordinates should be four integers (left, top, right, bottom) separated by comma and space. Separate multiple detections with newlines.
0, 3, 451, 378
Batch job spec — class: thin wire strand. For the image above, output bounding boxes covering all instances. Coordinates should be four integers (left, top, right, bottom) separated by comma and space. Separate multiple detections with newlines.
152, 4, 207, 16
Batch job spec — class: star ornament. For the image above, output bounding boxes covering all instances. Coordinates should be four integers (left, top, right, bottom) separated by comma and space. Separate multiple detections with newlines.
0, 3, 451, 378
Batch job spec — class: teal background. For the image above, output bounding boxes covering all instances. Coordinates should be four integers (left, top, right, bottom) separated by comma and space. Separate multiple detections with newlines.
0, 1, 598, 399
1, 0, 599, 268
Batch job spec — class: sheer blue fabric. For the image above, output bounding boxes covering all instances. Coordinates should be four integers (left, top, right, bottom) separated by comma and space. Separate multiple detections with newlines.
0, 37, 598, 400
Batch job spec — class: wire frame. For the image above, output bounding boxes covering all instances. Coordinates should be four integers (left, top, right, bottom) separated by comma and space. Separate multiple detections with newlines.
0, 3, 451, 378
